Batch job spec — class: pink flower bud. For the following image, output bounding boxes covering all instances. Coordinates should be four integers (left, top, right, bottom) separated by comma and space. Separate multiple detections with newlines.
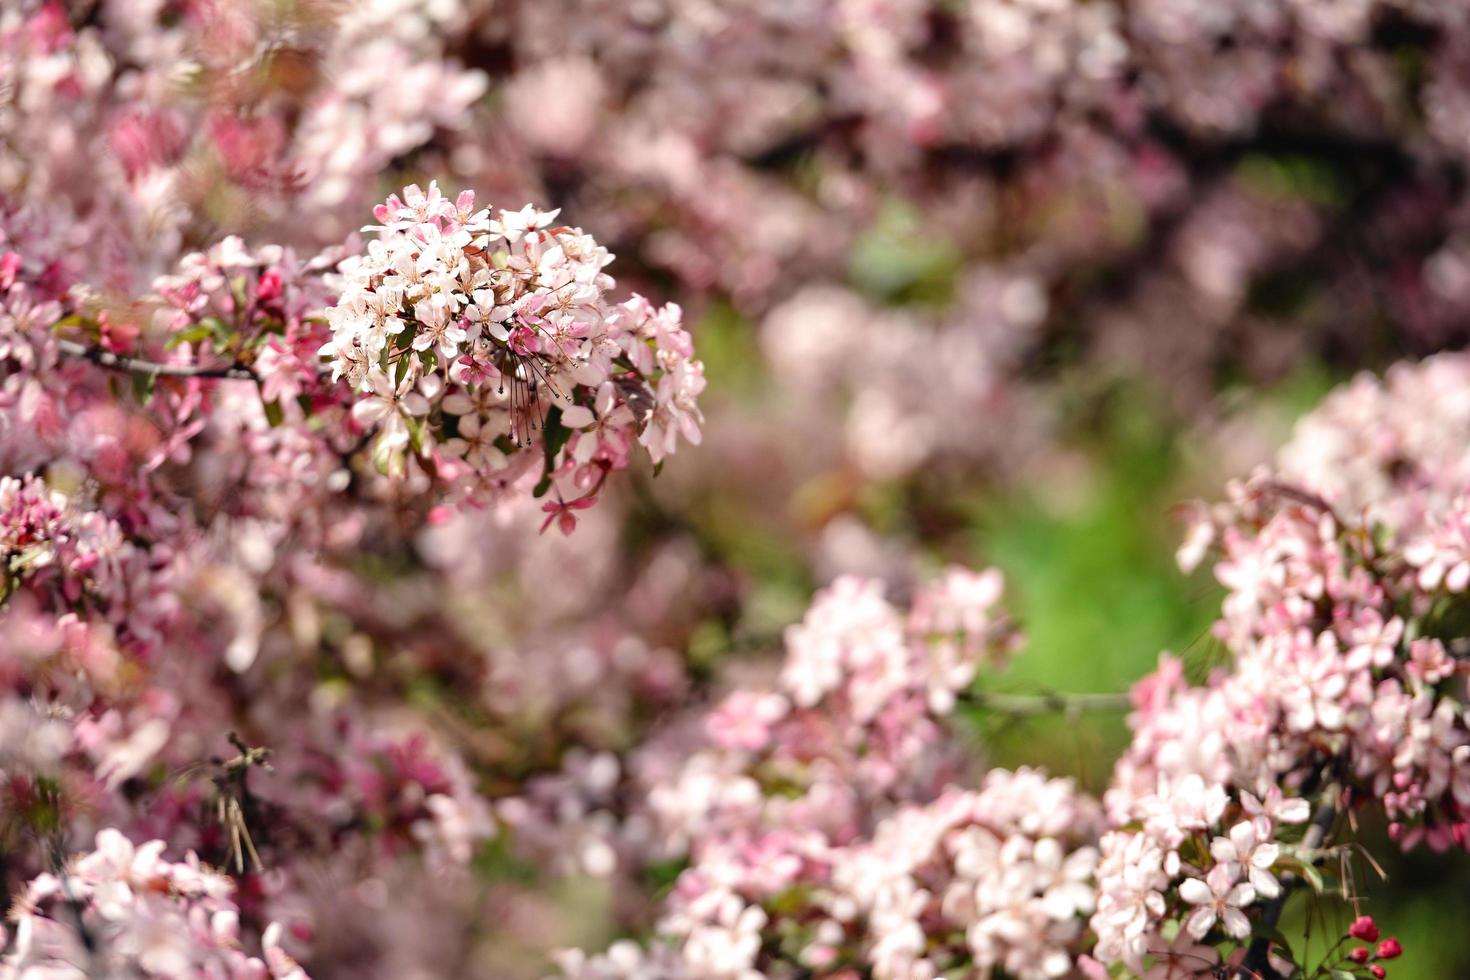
257, 271, 284, 303
1349, 916, 1379, 942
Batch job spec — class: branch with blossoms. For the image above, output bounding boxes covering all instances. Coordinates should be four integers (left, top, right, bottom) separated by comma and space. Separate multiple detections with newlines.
17, 181, 705, 535
0, 176, 706, 975
54, 338, 260, 381
319, 183, 704, 528
546, 357, 1470, 980
1237, 784, 1340, 980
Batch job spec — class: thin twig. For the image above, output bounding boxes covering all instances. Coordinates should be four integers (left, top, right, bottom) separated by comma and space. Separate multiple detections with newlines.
1238, 784, 1341, 980
1256, 480, 1345, 530
56, 339, 258, 381
960, 688, 1133, 716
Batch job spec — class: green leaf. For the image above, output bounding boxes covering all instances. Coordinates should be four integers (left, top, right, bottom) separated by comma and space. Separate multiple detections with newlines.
406, 414, 427, 456
230, 274, 249, 313
372, 436, 395, 477
1300, 861, 1326, 895
1331, 969, 1357, 980
540, 405, 570, 473
131, 372, 156, 405
848, 197, 961, 305
262, 399, 285, 428
49, 313, 87, 333
165, 324, 215, 350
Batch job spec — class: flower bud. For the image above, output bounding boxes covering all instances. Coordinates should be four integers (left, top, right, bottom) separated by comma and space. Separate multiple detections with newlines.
1349, 916, 1380, 942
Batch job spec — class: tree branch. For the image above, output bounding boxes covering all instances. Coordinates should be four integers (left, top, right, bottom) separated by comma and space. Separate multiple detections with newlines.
1238, 784, 1341, 980
56, 339, 258, 381
960, 688, 1133, 716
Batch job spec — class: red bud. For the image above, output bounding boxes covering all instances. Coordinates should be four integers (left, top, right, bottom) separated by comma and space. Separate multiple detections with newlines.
1349, 916, 1380, 942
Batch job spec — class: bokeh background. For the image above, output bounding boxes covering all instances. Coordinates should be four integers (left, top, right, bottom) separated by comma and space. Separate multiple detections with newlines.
9, 1, 1470, 976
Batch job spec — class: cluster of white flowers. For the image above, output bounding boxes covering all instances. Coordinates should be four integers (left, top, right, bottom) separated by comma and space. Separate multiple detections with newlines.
829, 770, 1102, 980
1090, 776, 1306, 973
322, 182, 703, 523
1, 830, 307, 979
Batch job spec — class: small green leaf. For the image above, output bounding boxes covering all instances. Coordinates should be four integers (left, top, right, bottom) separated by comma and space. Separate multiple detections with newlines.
406, 414, 426, 456
1300, 862, 1326, 894
200, 316, 236, 353
540, 405, 570, 476
132, 372, 156, 405
543, 405, 569, 451
49, 313, 87, 333
165, 324, 214, 350
230, 274, 249, 312
372, 436, 395, 476
263, 399, 285, 428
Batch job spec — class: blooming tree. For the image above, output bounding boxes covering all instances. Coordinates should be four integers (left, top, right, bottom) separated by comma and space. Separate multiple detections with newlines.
548, 356, 1470, 978
2, 134, 701, 974
6, 0, 1470, 977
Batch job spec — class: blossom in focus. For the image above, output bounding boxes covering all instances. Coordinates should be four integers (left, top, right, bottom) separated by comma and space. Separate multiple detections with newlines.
322, 182, 702, 518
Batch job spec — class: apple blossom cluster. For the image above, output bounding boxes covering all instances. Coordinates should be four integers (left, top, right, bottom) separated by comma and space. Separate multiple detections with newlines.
321, 182, 703, 525
1088, 353, 1470, 975
554, 570, 1110, 979
509, 568, 1020, 888
8, 0, 1470, 975
1, 829, 306, 979
541, 355, 1470, 978
0, 225, 666, 972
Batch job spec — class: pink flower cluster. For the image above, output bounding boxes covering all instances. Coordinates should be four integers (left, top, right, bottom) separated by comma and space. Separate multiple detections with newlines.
322, 182, 703, 525
1091, 353, 1470, 974
557, 570, 1105, 978
8, 0, 1470, 974
549, 354, 1470, 978
2, 829, 306, 979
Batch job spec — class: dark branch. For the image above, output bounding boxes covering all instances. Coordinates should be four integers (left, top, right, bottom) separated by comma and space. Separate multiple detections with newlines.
56, 339, 258, 381
960, 688, 1133, 716
1238, 784, 1341, 980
